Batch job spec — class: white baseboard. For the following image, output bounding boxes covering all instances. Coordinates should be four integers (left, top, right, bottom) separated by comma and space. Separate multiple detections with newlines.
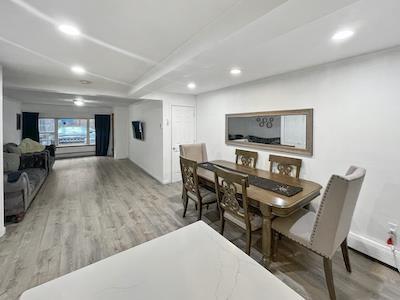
0, 226, 5, 238
348, 231, 398, 269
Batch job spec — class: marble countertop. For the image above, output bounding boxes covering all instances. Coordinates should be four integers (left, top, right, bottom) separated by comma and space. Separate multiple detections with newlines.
20, 221, 303, 300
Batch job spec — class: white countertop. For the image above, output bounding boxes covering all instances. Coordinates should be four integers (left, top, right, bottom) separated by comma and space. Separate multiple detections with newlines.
20, 221, 303, 300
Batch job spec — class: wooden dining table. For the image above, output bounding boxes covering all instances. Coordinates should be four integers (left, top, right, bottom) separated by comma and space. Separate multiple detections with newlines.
197, 160, 322, 266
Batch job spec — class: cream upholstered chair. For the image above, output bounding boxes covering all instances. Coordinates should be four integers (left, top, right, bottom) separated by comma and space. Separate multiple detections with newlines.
179, 143, 209, 204
214, 166, 262, 255
271, 166, 366, 300
180, 156, 216, 220
179, 143, 208, 163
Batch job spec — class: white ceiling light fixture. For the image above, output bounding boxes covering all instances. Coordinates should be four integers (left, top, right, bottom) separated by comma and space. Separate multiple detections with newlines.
230, 68, 242, 75
58, 24, 81, 37
71, 65, 86, 75
187, 82, 196, 90
331, 29, 354, 41
73, 97, 85, 106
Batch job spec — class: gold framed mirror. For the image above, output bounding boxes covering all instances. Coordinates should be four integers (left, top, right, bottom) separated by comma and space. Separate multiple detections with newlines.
225, 109, 313, 156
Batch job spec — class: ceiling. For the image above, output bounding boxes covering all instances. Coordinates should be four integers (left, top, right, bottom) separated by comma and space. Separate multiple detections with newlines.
1, 0, 400, 106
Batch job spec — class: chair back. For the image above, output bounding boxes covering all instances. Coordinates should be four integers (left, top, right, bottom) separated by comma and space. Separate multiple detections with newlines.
180, 156, 201, 199
235, 149, 258, 168
269, 154, 302, 178
214, 167, 250, 228
310, 166, 366, 258
179, 143, 208, 163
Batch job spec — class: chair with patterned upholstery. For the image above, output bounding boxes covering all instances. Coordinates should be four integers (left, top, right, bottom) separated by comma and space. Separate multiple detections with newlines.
269, 154, 302, 178
214, 166, 262, 255
271, 166, 366, 300
180, 156, 216, 220
235, 149, 258, 169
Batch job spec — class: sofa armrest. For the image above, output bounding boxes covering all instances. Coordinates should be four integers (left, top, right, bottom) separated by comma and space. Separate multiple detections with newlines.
20, 151, 48, 171
45, 144, 56, 157
4, 171, 30, 194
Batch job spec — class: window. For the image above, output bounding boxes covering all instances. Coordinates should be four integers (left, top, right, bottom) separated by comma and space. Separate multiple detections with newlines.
39, 119, 56, 146
89, 119, 96, 145
58, 119, 88, 146
39, 118, 96, 146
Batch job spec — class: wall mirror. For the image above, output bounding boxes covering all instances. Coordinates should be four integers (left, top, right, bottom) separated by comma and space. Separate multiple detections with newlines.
226, 109, 313, 156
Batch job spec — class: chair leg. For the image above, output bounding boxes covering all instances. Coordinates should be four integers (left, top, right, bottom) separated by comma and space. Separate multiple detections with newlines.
245, 229, 252, 255
323, 257, 336, 300
341, 238, 352, 273
220, 216, 225, 235
197, 202, 202, 221
182, 196, 189, 218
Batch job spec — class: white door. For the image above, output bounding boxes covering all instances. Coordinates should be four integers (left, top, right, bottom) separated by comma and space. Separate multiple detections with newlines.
171, 105, 196, 182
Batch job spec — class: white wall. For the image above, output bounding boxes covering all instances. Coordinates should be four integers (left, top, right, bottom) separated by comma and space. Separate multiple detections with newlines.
0, 66, 5, 237
128, 100, 164, 182
127, 93, 196, 183
113, 106, 129, 159
22, 103, 112, 158
3, 97, 22, 144
143, 93, 196, 183
196, 48, 400, 267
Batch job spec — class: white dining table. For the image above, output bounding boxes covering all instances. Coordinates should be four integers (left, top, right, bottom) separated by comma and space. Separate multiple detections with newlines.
20, 221, 304, 300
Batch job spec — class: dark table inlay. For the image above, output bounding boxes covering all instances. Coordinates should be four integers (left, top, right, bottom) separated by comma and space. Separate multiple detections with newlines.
198, 162, 303, 197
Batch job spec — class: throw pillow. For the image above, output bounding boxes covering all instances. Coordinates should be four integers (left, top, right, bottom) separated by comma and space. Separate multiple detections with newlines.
18, 138, 45, 154
4, 152, 21, 172
4, 143, 22, 155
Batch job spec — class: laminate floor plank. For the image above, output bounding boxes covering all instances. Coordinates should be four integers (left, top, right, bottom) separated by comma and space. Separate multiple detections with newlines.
0, 157, 399, 300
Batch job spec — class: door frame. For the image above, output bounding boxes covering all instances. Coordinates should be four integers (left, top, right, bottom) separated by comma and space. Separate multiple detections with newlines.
170, 104, 196, 183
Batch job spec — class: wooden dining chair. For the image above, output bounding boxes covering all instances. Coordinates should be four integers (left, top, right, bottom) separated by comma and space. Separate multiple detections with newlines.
214, 166, 262, 255
179, 143, 209, 203
269, 154, 302, 178
235, 149, 258, 168
180, 156, 216, 220
271, 166, 366, 300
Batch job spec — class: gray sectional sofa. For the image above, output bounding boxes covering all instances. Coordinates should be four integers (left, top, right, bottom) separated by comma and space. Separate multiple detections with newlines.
3, 143, 55, 222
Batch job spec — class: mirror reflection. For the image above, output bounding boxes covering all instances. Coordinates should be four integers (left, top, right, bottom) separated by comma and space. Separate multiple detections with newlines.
226, 109, 313, 156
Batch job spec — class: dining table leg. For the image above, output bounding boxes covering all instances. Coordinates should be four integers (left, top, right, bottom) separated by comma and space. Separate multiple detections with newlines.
260, 203, 273, 267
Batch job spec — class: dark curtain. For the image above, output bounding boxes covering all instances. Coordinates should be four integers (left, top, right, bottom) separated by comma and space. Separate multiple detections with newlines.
22, 112, 40, 142
95, 114, 111, 156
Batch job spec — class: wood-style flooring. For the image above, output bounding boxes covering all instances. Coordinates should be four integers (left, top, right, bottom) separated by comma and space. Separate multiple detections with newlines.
0, 157, 399, 300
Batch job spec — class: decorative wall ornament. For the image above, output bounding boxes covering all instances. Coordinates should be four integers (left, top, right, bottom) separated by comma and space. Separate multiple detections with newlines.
16, 113, 21, 130
256, 117, 274, 128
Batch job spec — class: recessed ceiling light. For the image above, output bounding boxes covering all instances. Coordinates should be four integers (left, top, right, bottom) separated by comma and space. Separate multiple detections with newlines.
80, 80, 92, 85
73, 97, 85, 106
331, 30, 354, 41
58, 24, 81, 37
230, 68, 242, 75
187, 82, 196, 89
71, 65, 86, 75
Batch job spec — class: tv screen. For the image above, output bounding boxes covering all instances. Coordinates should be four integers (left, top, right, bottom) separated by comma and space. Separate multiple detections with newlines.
132, 121, 144, 140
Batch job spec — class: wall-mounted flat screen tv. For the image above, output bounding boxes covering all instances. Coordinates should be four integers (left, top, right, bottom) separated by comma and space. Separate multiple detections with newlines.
132, 121, 144, 140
